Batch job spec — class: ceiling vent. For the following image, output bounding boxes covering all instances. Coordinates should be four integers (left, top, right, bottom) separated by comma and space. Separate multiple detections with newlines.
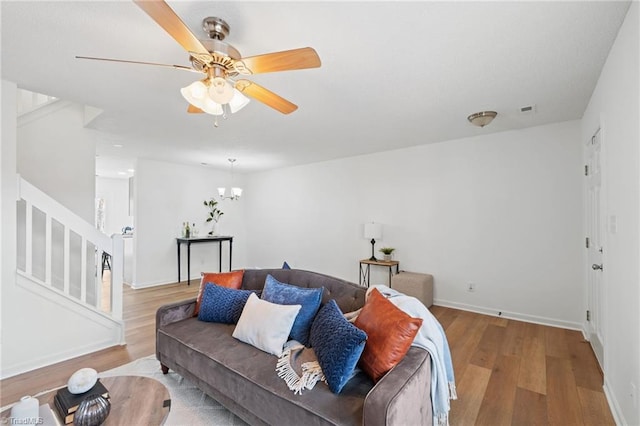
519, 104, 536, 115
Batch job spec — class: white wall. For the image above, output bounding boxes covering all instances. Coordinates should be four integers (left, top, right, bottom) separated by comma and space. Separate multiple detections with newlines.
96, 177, 133, 236
17, 102, 96, 223
1, 82, 123, 378
1, 80, 20, 377
133, 158, 247, 287
581, 3, 640, 424
245, 120, 583, 328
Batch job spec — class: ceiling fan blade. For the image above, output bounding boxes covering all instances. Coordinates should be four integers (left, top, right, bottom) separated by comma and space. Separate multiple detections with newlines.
234, 47, 321, 75
75, 56, 200, 73
235, 80, 298, 114
187, 104, 204, 113
133, 0, 210, 55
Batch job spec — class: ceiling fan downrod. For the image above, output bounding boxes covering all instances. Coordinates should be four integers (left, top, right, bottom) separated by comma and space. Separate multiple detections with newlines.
203, 17, 230, 40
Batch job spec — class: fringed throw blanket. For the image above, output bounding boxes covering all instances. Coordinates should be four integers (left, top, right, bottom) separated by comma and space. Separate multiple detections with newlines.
276, 340, 326, 395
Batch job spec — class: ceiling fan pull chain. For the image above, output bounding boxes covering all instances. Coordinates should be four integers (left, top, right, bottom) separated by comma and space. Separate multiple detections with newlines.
214, 116, 219, 128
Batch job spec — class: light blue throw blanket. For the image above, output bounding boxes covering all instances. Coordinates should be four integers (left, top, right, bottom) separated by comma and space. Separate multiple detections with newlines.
367, 285, 457, 426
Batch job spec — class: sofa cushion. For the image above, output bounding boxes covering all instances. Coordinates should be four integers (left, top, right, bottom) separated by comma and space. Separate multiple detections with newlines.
197, 283, 253, 324
310, 299, 368, 394
261, 274, 323, 346
241, 269, 366, 314
354, 288, 423, 382
233, 293, 301, 356
157, 317, 376, 425
195, 270, 244, 315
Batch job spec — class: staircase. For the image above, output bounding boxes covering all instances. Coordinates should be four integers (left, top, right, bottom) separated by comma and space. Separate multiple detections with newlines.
15, 175, 124, 341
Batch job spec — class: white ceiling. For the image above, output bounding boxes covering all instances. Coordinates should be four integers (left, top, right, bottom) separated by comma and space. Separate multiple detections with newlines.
1, 1, 630, 176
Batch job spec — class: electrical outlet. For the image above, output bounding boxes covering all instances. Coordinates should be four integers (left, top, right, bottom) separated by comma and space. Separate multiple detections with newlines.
467, 283, 475, 292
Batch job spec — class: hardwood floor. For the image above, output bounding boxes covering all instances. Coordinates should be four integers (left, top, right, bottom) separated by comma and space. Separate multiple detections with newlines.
430, 305, 615, 426
1, 283, 614, 425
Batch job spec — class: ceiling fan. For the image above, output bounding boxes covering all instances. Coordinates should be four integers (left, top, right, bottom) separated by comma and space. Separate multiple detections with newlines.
76, 0, 321, 123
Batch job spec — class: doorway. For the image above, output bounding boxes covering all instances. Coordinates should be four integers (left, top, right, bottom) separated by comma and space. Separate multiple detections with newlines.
586, 127, 604, 367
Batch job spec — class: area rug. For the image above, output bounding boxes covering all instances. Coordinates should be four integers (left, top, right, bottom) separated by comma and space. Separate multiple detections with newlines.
100, 355, 247, 426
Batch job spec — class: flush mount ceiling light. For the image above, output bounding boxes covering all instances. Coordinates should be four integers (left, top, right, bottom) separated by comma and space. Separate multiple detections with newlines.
218, 158, 243, 201
467, 111, 497, 127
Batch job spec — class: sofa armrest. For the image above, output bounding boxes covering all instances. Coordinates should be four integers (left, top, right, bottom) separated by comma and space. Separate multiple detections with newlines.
362, 347, 432, 426
156, 298, 197, 329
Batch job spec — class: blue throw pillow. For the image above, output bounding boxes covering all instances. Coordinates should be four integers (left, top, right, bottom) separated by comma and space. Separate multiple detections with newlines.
309, 300, 367, 394
198, 283, 254, 324
261, 275, 323, 346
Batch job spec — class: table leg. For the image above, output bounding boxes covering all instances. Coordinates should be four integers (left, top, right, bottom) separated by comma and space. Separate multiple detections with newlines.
367, 264, 371, 287
177, 241, 181, 283
187, 242, 191, 286
388, 266, 392, 286
229, 239, 233, 271
218, 241, 222, 273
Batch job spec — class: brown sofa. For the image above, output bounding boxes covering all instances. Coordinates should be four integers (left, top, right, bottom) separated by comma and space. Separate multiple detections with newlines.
156, 269, 432, 425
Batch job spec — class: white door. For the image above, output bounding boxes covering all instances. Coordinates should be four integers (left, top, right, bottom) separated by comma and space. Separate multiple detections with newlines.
586, 128, 604, 367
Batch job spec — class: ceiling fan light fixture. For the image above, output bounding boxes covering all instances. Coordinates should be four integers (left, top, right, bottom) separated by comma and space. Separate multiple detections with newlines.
208, 77, 234, 104
183, 80, 207, 99
181, 80, 209, 109
228, 89, 250, 113
201, 97, 224, 116
467, 111, 497, 127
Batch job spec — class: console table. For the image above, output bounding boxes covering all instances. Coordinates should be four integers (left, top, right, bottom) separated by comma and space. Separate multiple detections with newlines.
359, 259, 400, 287
176, 236, 233, 284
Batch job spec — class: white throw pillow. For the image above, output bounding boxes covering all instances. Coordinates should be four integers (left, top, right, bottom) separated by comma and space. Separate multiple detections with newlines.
232, 293, 302, 356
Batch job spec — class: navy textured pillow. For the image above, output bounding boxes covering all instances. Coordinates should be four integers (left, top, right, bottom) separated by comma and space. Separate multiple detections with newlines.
282, 261, 291, 270
261, 275, 323, 346
310, 300, 367, 394
198, 283, 254, 324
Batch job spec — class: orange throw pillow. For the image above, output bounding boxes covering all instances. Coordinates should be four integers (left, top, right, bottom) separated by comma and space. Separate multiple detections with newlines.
354, 288, 423, 382
194, 270, 244, 316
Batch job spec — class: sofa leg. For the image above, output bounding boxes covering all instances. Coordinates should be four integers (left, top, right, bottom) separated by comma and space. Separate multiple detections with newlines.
161, 364, 169, 374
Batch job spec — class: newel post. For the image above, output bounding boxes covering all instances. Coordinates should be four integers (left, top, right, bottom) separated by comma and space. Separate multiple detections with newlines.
111, 233, 124, 321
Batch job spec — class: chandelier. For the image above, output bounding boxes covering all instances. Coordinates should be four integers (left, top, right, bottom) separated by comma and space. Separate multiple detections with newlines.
218, 158, 243, 201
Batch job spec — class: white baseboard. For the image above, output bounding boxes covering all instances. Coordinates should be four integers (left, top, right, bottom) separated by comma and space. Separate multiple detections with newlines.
604, 378, 625, 426
434, 298, 583, 331
130, 276, 198, 289
1, 340, 124, 380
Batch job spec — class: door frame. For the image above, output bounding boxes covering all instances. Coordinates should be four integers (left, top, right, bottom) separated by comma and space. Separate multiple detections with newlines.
584, 124, 606, 369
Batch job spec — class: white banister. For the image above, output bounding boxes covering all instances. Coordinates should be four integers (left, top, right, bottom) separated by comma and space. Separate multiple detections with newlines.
25, 199, 33, 275
111, 234, 124, 320
45, 214, 52, 286
19, 178, 111, 250
16, 175, 123, 323
63, 227, 70, 294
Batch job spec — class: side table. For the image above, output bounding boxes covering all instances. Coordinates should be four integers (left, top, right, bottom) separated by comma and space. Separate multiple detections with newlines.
359, 259, 399, 287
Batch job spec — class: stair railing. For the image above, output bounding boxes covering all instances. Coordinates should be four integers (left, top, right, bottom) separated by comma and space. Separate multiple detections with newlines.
16, 175, 123, 320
